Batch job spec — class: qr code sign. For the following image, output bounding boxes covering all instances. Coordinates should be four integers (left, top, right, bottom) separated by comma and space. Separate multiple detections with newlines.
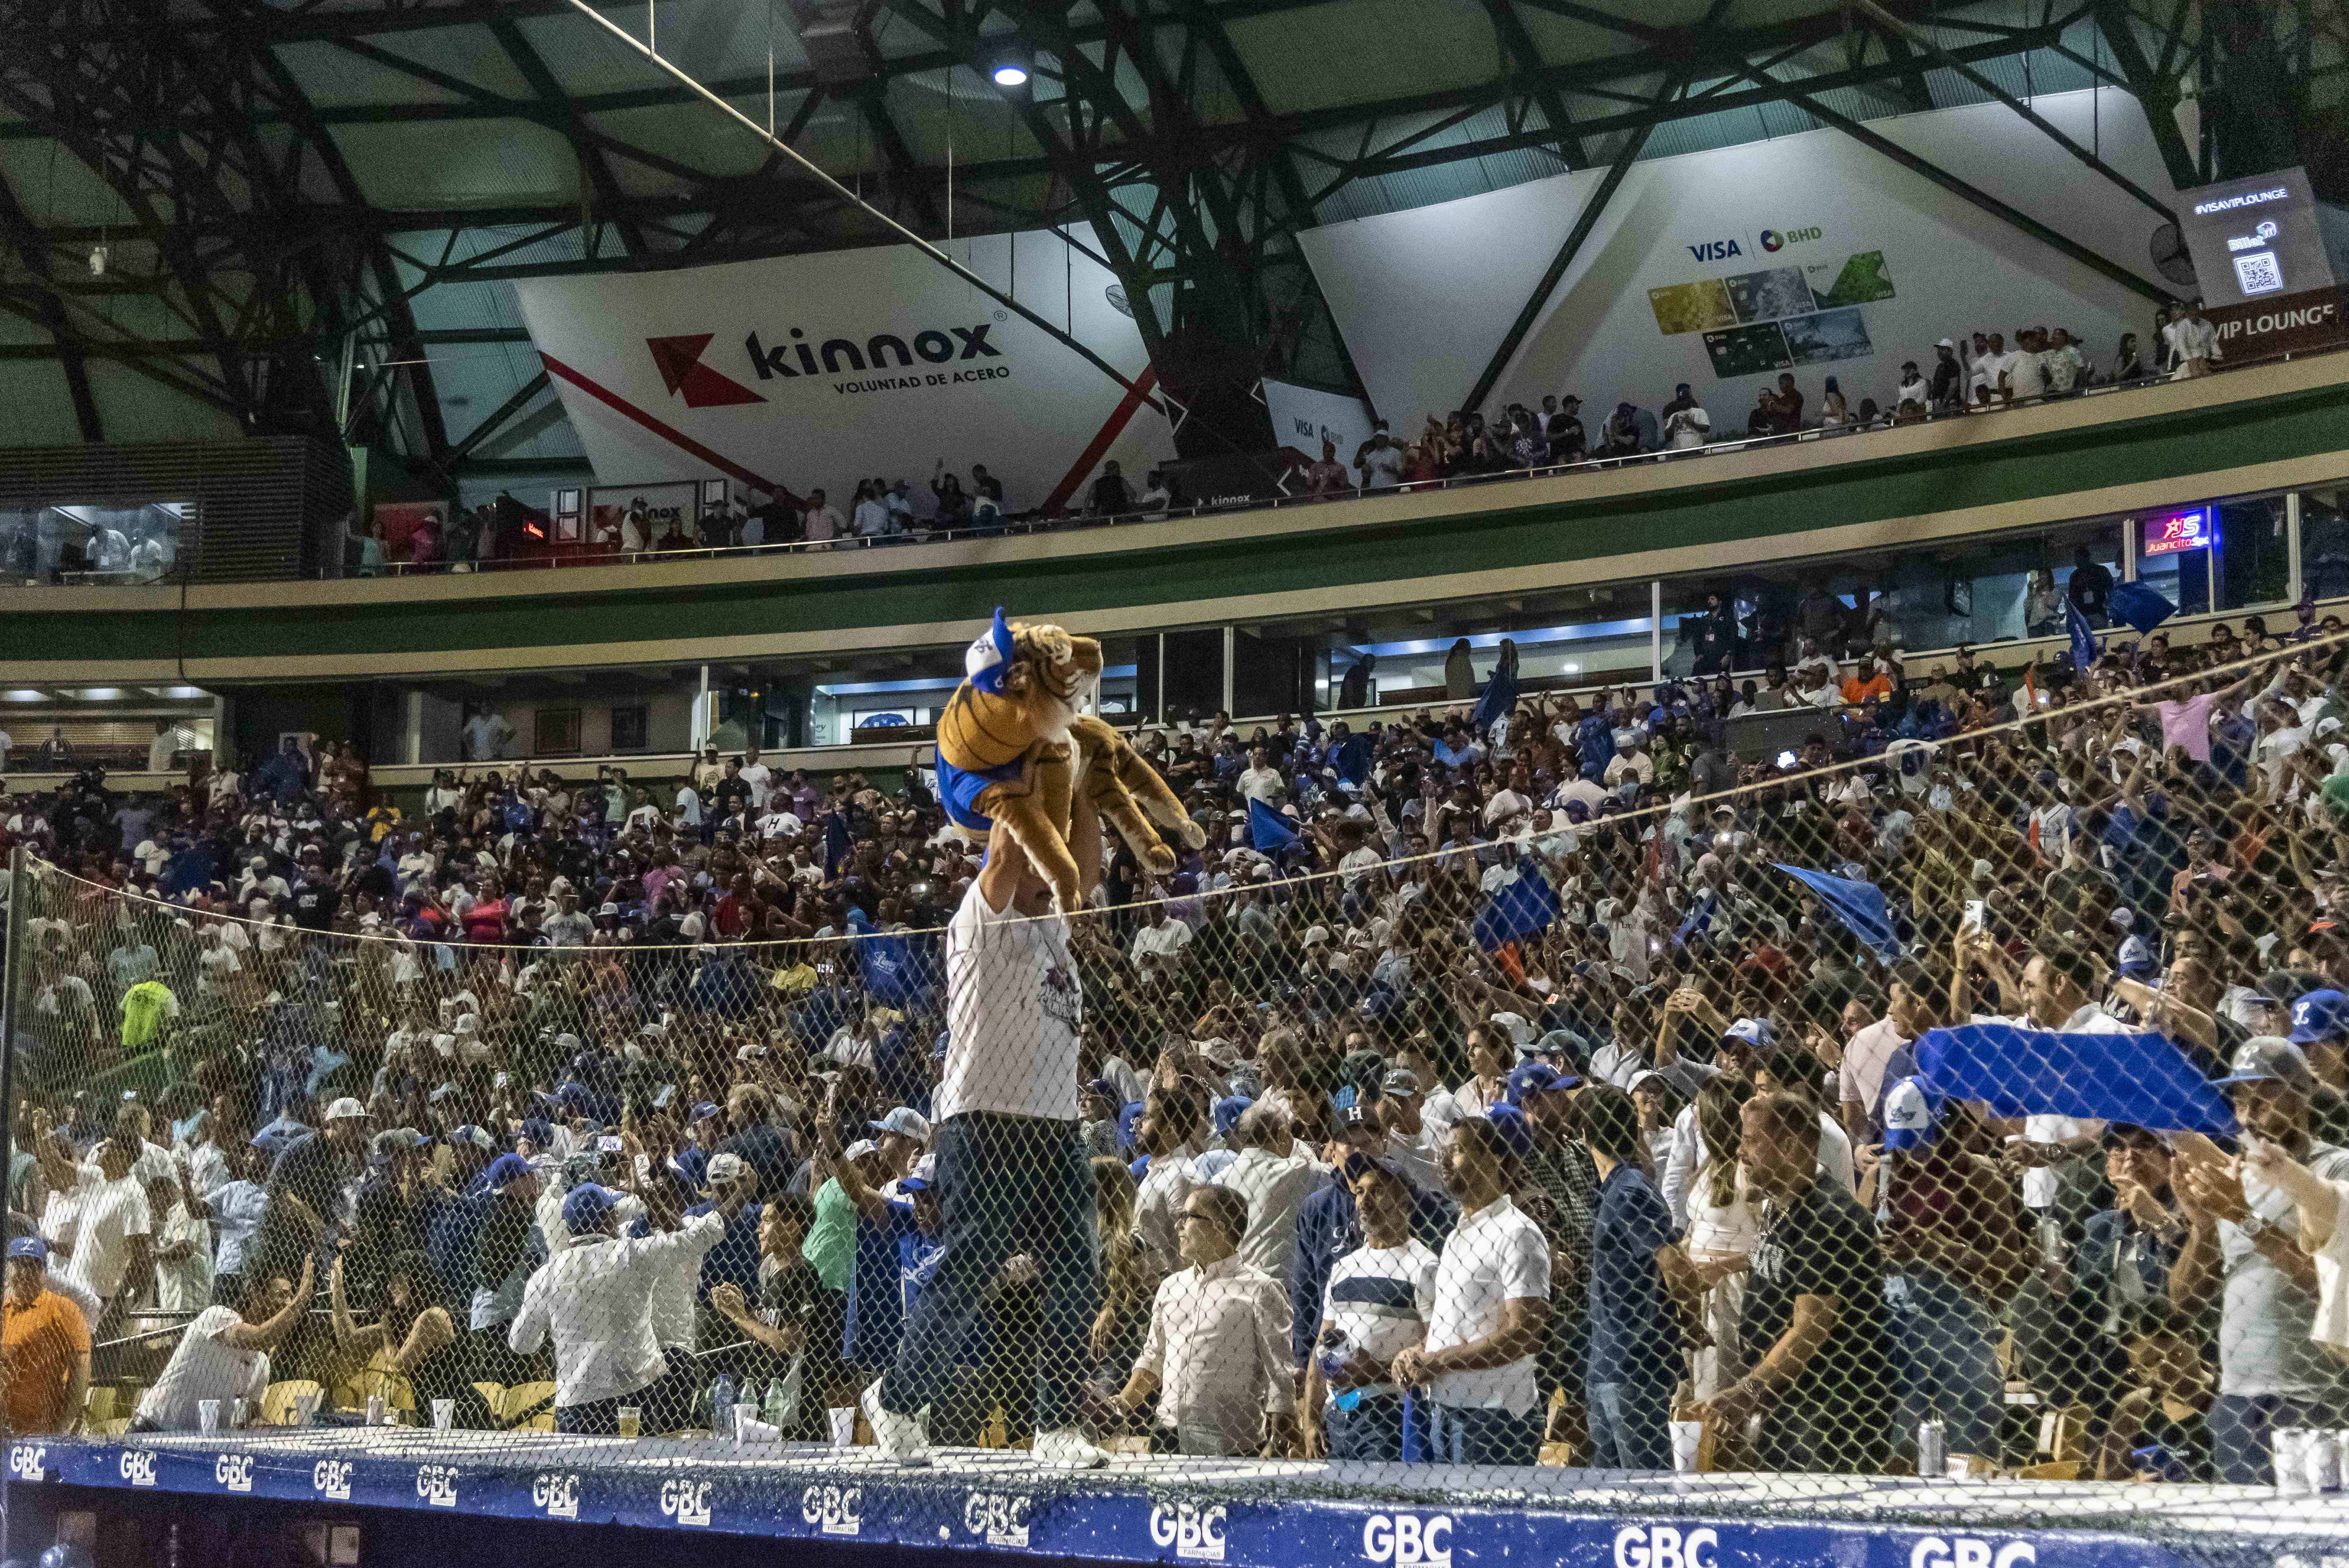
2233, 250, 2286, 296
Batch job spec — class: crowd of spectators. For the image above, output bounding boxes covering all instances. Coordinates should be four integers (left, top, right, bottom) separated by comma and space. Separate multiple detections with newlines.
1313, 301, 2228, 500
6, 606, 2349, 1481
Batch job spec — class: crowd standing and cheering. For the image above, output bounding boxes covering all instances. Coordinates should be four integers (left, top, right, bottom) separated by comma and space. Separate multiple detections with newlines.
11, 598, 2349, 1481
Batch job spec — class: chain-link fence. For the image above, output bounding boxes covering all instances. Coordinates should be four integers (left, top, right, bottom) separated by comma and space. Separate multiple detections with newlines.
7, 633, 2349, 1561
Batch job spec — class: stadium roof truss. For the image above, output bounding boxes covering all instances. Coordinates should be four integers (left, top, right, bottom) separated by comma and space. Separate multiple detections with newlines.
0, 0, 2333, 474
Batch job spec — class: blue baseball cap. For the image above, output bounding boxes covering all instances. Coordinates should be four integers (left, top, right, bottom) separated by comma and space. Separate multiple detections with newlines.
690, 1101, 721, 1124
485, 1152, 534, 1191
1212, 1095, 1255, 1137
899, 1153, 939, 1193
562, 1183, 619, 1231
1505, 1061, 1575, 1105
2290, 989, 2349, 1045
1881, 1076, 1942, 1152
520, 1117, 556, 1147
1483, 1101, 1536, 1160
6, 1236, 48, 1262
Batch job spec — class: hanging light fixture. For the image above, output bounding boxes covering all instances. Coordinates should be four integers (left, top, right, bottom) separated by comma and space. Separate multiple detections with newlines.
984, 39, 1031, 89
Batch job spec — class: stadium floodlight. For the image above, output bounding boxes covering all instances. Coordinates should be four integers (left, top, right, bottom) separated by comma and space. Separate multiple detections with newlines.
984, 41, 1031, 88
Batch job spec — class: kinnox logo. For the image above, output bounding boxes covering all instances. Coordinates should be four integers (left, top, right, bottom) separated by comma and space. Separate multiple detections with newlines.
1149, 1502, 1229, 1561
802, 1482, 862, 1536
1363, 1513, 1453, 1566
646, 334, 765, 409
1687, 240, 1743, 262
119, 1450, 158, 1488
965, 1490, 1034, 1547
215, 1452, 255, 1493
663, 1478, 713, 1528
532, 1472, 581, 1520
312, 1459, 353, 1501
744, 324, 1003, 381
1760, 225, 1823, 252
7, 1445, 45, 1482
1612, 1525, 1719, 1568
416, 1463, 460, 1508
1911, 1538, 2037, 1568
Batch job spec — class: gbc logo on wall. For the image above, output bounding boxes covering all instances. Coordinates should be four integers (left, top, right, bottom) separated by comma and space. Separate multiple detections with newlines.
1911, 1538, 2037, 1568
803, 1483, 862, 1536
214, 1453, 255, 1493
1363, 1513, 1453, 1566
119, 1450, 158, 1488
965, 1490, 1034, 1547
534, 1473, 581, 1520
663, 1478, 714, 1528
415, 1464, 461, 1509
1612, 1525, 1719, 1568
311, 1459, 352, 1501
7, 1445, 46, 1482
1150, 1502, 1230, 1561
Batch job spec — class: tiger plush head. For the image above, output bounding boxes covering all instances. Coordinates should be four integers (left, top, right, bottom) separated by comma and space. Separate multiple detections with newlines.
966, 607, 1101, 725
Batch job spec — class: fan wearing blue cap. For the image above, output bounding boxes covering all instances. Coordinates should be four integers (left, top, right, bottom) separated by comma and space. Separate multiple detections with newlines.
2288, 989, 2349, 1087
507, 1156, 752, 1435
1, 1237, 88, 1435
467, 1154, 545, 1384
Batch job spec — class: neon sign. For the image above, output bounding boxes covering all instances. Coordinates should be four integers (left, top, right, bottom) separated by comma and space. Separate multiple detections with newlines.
2141, 507, 2212, 558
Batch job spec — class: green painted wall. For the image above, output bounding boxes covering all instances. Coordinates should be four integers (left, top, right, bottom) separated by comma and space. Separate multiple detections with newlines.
7, 375, 2345, 668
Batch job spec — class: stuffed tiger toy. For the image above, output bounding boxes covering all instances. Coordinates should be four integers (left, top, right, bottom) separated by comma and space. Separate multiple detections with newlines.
937, 608, 1203, 910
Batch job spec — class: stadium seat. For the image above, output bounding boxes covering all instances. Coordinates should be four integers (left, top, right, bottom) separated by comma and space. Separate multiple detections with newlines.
471, 1380, 506, 1416
499, 1381, 557, 1432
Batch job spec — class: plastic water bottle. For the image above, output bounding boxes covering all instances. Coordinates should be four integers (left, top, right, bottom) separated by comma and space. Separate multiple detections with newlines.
763, 1376, 789, 1428
710, 1373, 737, 1436
1918, 1415, 1947, 1479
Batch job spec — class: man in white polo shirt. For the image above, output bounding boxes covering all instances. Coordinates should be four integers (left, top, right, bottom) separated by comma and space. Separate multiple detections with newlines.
862, 816, 1108, 1470
1392, 1115, 1551, 1465
32, 1125, 151, 1330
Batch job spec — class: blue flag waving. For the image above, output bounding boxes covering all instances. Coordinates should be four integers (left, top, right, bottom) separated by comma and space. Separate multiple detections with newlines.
1916, 1022, 2234, 1135
1474, 865, 1558, 952
1248, 797, 1299, 855
2109, 580, 2178, 636
823, 809, 853, 877
2066, 596, 2099, 673
1773, 863, 1903, 959
1471, 659, 1520, 739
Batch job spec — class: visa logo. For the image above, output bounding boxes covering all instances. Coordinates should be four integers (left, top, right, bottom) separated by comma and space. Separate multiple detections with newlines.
1687, 240, 1744, 262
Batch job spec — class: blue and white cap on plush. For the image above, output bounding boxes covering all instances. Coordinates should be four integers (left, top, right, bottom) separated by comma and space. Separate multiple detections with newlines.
966, 606, 1016, 696
1882, 1075, 1942, 1151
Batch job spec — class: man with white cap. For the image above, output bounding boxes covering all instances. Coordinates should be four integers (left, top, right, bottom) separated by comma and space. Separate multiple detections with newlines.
509, 1165, 750, 1435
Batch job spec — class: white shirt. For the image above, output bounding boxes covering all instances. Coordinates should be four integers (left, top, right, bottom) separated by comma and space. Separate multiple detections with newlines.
755, 810, 803, 840
507, 1212, 725, 1408
61, 1164, 151, 1300
1135, 1146, 1204, 1275
152, 1200, 214, 1313
1135, 1252, 1295, 1453
1425, 1194, 1551, 1413
1217, 1145, 1321, 1285
1235, 766, 1284, 805
738, 762, 774, 809
1976, 1003, 2121, 1207
937, 879, 1081, 1123
134, 1304, 270, 1429
1317, 1240, 1439, 1396
2165, 315, 2220, 365
1131, 918, 1194, 969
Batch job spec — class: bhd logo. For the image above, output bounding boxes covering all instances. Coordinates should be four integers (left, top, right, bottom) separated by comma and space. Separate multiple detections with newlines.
215, 1452, 254, 1493
646, 334, 766, 409
965, 1490, 1034, 1547
532, 1472, 580, 1520
415, 1463, 460, 1508
8, 1445, 44, 1482
312, 1459, 352, 1501
663, 1478, 713, 1528
1759, 226, 1823, 252
1149, 1502, 1229, 1562
802, 1482, 862, 1536
1612, 1525, 1718, 1568
1911, 1538, 2037, 1568
1363, 1513, 1453, 1566
119, 1450, 158, 1488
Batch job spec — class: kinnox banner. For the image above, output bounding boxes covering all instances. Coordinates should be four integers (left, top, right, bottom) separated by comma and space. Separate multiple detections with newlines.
1296, 90, 2183, 430
514, 225, 1171, 515
587, 481, 698, 546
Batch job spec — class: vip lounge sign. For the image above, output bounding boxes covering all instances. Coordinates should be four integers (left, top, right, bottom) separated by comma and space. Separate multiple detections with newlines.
2176, 168, 2349, 357
514, 225, 1169, 516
